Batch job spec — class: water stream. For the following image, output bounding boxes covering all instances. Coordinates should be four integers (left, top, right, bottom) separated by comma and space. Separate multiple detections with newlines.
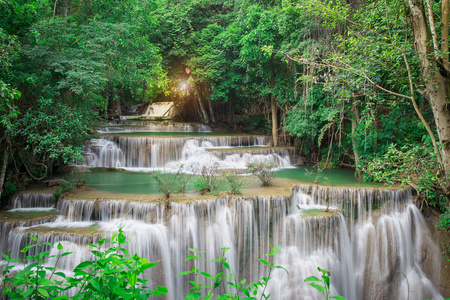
0, 118, 445, 299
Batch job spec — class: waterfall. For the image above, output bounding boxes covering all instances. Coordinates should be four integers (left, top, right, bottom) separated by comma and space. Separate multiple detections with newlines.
11, 192, 54, 208
77, 135, 289, 171
142, 102, 176, 118
0, 187, 444, 299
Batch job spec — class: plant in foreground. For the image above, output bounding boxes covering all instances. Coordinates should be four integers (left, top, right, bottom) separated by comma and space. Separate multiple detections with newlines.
1, 235, 68, 299
178, 245, 287, 300
304, 267, 346, 300
1, 228, 167, 299
1, 231, 287, 300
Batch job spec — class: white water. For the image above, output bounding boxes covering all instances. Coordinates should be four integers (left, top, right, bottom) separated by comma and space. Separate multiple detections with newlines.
12, 192, 54, 208
143, 102, 176, 117
77, 135, 293, 172
0, 187, 444, 299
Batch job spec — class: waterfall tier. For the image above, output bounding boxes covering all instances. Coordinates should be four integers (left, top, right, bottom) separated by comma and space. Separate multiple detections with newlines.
0, 186, 444, 300
98, 121, 212, 133
78, 135, 294, 172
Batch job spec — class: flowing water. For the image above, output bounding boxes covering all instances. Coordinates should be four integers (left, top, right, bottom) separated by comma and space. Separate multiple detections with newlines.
0, 120, 446, 299
0, 188, 443, 299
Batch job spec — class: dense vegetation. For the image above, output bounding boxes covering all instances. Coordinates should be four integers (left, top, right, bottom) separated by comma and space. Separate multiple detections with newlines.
0, 0, 449, 224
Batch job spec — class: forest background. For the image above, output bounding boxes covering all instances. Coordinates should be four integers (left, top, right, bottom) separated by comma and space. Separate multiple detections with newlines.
0, 0, 449, 226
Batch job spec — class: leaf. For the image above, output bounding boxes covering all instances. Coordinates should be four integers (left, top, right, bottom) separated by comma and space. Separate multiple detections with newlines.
177, 270, 192, 276
157, 285, 168, 294
140, 262, 158, 272
200, 271, 214, 281
88, 277, 101, 292
54, 272, 67, 278
37, 287, 49, 297
258, 259, 271, 267
185, 292, 202, 300
331, 296, 347, 300
74, 260, 92, 272
304, 276, 321, 282
275, 265, 288, 274
308, 282, 326, 296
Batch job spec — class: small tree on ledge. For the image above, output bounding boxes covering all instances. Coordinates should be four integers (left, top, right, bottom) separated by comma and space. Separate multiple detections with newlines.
247, 161, 277, 186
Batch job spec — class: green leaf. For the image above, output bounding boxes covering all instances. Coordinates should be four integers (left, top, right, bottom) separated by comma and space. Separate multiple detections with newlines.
37, 288, 49, 297
177, 270, 192, 276
309, 282, 326, 295
258, 259, 271, 267
88, 277, 101, 292
185, 292, 202, 300
331, 296, 347, 300
157, 285, 168, 294
200, 271, 214, 280
74, 261, 92, 272
140, 262, 158, 272
304, 276, 321, 282
275, 265, 288, 274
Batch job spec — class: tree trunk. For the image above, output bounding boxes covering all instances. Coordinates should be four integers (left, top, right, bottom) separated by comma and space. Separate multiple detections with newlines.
271, 95, 278, 147
351, 103, 360, 166
193, 82, 210, 124
0, 139, 9, 200
408, 0, 450, 184
442, 0, 449, 69
204, 83, 216, 124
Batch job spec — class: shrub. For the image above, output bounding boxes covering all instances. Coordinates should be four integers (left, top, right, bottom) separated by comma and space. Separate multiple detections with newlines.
150, 165, 192, 203
247, 161, 277, 186
194, 163, 221, 195
52, 171, 86, 202
222, 170, 246, 194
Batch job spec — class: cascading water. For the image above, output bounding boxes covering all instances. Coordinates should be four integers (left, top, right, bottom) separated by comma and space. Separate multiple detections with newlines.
77, 135, 293, 172
143, 101, 176, 118
0, 187, 444, 299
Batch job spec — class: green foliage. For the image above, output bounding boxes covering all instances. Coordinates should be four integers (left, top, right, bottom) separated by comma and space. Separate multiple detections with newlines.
438, 211, 450, 232
1, 235, 68, 299
4, 182, 17, 196
194, 164, 221, 195
0, 80, 20, 131
360, 143, 448, 211
150, 166, 190, 201
2, 231, 288, 300
235, 115, 270, 132
12, 98, 91, 168
222, 171, 246, 194
52, 172, 86, 202
1, 229, 167, 299
178, 245, 287, 300
247, 161, 277, 187
66, 228, 167, 299
304, 267, 346, 300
